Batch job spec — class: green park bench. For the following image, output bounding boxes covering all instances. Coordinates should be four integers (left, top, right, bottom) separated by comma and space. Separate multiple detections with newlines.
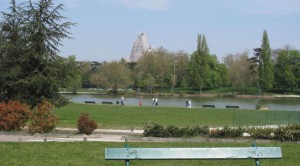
202, 104, 215, 108
102, 101, 113, 105
105, 145, 282, 166
226, 105, 239, 109
84, 101, 95, 104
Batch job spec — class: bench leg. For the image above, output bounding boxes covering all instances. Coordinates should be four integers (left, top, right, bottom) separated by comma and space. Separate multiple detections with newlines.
125, 160, 130, 166
255, 159, 260, 166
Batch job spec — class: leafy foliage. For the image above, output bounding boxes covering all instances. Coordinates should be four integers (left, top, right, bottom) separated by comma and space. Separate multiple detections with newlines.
189, 34, 211, 93
259, 30, 274, 92
0, 100, 31, 131
274, 49, 299, 92
28, 100, 58, 134
77, 113, 98, 135
224, 51, 257, 88
90, 61, 133, 93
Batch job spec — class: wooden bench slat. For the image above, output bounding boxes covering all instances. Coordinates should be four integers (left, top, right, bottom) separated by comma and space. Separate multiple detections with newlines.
105, 147, 282, 160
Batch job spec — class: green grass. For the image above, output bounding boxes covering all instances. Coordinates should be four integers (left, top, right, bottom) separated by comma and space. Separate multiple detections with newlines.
0, 141, 298, 166
54, 104, 300, 129
54, 104, 239, 129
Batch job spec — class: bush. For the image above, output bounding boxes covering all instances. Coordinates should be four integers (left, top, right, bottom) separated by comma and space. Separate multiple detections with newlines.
164, 125, 181, 137
0, 101, 31, 131
143, 122, 164, 137
77, 113, 98, 135
28, 100, 58, 134
142, 122, 300, 141
274, 124, 300, 141
209, 126, 244, 138
143, 122, 210, 138
191, 125, 209, 136
246, 127, 276, 139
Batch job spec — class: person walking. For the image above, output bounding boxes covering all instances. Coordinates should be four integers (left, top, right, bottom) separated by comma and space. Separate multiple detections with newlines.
188, 99, 192, 108
120, 96, 125, 106
155, 98, 158, 106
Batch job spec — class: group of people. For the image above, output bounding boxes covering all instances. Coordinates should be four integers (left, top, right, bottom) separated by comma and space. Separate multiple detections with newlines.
119, 96, 191, 108
152, 98, 159, 106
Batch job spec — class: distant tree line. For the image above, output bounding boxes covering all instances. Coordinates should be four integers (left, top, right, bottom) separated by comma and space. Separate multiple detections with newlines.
80, 31, 299, 95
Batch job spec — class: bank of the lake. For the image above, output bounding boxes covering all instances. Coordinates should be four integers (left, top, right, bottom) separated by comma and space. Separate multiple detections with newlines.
54, 104, 300, 129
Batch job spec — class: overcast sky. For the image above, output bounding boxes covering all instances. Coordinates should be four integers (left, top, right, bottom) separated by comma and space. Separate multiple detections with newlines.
1, 0, 299, 62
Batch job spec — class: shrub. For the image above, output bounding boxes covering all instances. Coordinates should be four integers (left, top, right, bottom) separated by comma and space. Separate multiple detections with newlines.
164, 125, 181, 137
191, 125, 209, 136
274, 124, 300, 141
209, 126, 244, 138
77, 113, 98, 135
143, 122, 164, 137
0, 101, 31, 131
28, 100, 58, 134
246, 127, 275, 139
143, 122, 210, 138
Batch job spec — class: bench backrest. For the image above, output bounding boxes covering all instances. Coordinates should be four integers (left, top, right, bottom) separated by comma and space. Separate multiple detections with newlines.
105, 147, 281, 160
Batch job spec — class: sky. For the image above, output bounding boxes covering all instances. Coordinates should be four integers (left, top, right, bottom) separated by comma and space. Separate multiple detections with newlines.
0, 0, 299, 62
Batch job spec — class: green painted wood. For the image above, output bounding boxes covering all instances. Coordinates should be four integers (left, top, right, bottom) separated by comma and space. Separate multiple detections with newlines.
105, 147, 282, 160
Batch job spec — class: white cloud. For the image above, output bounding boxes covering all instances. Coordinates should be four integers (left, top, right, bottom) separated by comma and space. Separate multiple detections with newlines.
115, 0, 169, 11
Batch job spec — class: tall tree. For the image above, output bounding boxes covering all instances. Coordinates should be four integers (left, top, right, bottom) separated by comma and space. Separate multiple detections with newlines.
224, 51, 256, 89
62, 56, 82, 94
259, 30, 274, 93
189, 34, 210, 93
90, 61, 133, 93
135, 47, 173, 89
274, 49, 300, 92
0, 0, 75, 106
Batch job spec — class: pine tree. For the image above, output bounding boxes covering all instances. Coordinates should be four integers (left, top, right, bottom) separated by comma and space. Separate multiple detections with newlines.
0, 0, 75, 106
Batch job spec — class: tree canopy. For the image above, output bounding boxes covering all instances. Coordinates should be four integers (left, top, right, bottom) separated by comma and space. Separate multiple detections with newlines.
90, 61, 133, 92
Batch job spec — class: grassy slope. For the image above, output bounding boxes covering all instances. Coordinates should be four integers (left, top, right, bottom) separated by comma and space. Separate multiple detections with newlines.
54, 103, 297, 129
55, 104, 243, 129
0, 142, 298, 166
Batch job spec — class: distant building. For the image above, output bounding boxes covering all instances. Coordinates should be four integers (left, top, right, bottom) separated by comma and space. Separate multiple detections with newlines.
129, 33, 156, 63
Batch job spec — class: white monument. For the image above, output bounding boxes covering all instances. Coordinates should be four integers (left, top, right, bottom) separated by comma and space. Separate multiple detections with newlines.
130, 33, 155, 62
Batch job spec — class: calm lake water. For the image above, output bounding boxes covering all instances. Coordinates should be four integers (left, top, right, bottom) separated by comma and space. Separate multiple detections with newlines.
63, 94, 300, 112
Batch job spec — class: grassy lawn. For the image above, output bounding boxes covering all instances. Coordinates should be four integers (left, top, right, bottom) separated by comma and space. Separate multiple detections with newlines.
54, 103, 299, 129
54, 103, 244, 129
0, 141, 298, 166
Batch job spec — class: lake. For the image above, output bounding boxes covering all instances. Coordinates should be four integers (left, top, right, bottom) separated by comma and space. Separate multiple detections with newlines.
63, 94, 300, 112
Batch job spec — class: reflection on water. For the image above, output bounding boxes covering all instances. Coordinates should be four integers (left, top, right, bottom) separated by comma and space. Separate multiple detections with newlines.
63, 94, 300, 112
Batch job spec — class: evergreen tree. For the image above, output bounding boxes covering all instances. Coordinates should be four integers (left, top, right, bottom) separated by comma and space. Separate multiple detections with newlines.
259, 30, 274, 93
0, 0, 75, 106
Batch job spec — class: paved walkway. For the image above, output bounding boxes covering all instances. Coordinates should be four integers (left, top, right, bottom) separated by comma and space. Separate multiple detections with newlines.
0, 128, 143, 142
